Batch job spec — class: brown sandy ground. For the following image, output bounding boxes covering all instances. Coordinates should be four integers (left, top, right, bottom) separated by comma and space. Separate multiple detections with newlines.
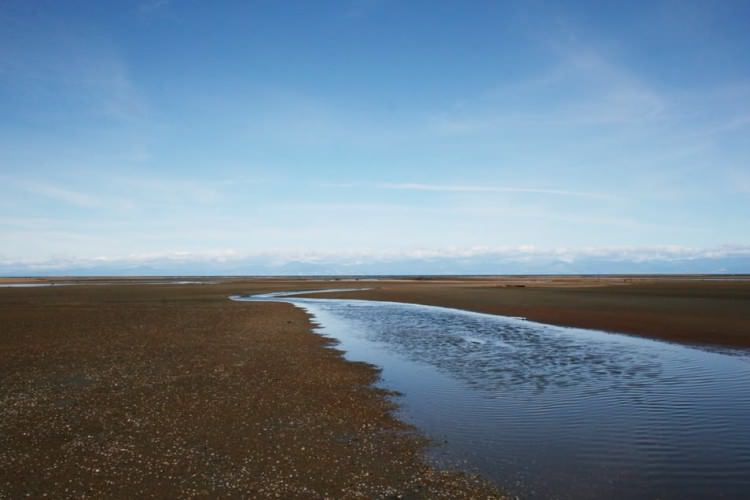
303, 276, 750, 349
0, 283, 502, 499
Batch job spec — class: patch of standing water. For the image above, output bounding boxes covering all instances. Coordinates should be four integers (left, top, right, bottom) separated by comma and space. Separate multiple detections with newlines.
0, 283, 66, 287
232, 291, 750, 500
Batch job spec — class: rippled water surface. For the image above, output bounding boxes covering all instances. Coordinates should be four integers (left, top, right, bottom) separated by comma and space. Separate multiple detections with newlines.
235, 292, 750, 499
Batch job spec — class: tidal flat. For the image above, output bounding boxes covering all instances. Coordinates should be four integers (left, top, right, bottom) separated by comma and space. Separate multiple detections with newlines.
1, 275, 749, 498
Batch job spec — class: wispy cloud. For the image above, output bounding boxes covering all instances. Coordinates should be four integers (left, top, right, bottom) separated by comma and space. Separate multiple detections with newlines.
730, 168, 750, 194
113, 175, 222, 205
8, 178, 136, 211
18, 182, 103, 208
344, 0, 387, 18
0, 13, 148, 123
377, 183, 620, 200
139, 0, 170, 15
325, 181, 620, 201
427, 44, 669, 136
6, 169, 242, 213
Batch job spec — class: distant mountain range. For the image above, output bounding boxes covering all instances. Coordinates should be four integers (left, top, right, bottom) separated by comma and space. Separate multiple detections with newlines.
2, 247, 749, 276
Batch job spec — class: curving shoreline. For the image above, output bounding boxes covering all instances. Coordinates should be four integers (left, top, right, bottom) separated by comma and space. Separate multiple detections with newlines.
294, 276, 750, 349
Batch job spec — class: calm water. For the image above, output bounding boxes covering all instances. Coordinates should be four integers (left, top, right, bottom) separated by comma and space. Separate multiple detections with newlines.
234, 291, 750, 499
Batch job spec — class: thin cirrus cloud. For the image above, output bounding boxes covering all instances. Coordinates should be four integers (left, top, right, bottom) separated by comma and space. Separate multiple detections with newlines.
325, 182, 620, 201
0, 13, 147, 124
427, 45, 669, 136
6, 173, 229, 213
19, 182, 103, 209
377, 183, 620, 200
7, 178, 138, 212
139, 0, 170, 15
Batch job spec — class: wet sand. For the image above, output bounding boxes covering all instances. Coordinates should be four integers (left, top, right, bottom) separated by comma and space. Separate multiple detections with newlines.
304, 276, 750, 348
0, 282, 500, 498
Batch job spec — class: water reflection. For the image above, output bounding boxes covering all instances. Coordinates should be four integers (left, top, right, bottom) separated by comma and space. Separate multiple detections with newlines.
320, 301, 667, 396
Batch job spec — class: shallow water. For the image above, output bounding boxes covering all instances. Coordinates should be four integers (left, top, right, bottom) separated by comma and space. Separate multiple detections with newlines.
234, 292, 750, 499
0, 280, 215, 287
0, 283, 63, 287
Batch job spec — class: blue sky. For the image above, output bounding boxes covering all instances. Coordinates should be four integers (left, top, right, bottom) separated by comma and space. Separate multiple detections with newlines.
1, 0, 749, 274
